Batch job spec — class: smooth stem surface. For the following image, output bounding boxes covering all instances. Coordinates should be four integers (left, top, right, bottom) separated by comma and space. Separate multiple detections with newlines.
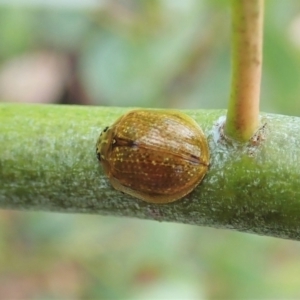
1, 104, 300, 241
225, 0, 264, 142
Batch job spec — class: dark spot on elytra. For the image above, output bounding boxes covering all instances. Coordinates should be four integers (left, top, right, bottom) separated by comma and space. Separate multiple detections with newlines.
189, 154, 200, 164
112, 137, 138, 149
130, 141, 139, 149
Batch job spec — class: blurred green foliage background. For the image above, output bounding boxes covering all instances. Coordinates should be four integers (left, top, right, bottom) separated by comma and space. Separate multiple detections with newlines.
1, 0, 300, 299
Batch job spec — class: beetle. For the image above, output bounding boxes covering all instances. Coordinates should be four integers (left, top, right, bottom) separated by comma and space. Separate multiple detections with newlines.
96, 110, 210, 204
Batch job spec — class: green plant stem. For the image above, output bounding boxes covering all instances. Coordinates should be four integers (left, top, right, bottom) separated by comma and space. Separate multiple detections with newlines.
1, 104, 300, 241
225, 0, 264, 142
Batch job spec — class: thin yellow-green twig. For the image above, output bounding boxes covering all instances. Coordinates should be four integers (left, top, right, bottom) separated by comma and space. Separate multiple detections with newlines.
225, 0, 264, 142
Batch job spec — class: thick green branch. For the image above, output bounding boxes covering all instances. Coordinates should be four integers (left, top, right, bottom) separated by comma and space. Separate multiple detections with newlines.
1, 104, 300, 241
225, 0, 264, 142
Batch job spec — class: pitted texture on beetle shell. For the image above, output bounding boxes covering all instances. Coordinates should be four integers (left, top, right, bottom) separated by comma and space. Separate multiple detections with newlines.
96, 110, 210, 204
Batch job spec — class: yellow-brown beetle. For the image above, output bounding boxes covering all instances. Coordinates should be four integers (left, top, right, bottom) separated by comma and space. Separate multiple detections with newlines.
96, 110, 210, 204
